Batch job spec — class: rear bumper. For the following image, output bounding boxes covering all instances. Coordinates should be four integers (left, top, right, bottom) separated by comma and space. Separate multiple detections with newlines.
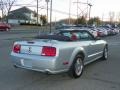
13, 64, 68, 74
10, 54, 68, 74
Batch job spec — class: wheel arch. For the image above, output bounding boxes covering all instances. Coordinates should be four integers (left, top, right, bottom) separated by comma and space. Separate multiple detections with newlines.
68, 49, 85, 78
68, 48, 86, 67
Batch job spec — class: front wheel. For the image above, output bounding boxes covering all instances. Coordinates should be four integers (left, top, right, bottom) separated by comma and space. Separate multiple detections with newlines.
102, 46, 108, 60
68, 54, 84, 78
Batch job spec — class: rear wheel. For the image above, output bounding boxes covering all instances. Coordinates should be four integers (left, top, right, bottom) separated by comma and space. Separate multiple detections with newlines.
13, 65, 18, 68
68, 54, 84, 78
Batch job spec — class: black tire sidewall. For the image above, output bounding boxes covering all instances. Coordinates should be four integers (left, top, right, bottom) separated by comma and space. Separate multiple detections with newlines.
68, 54, 84, 78
102, 47, 108, 60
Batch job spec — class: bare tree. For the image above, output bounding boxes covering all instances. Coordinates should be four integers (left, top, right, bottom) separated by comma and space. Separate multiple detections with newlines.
6, 0, 16, 14
0, 0, 16, 22
117, 12, 120, 23
109, 11, 115, 23
0, 0, 5, 21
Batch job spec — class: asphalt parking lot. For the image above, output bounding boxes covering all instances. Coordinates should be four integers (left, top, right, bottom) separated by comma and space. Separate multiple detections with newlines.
0, 30, 120, 90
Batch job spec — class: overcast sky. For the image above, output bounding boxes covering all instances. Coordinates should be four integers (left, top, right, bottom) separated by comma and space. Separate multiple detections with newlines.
2, 0, 120, 21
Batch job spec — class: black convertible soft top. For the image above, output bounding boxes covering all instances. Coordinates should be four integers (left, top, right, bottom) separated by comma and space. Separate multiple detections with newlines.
35, 35, 71, 41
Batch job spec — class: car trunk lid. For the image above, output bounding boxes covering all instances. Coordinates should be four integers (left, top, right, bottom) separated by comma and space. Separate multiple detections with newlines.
14, 39, 57, 56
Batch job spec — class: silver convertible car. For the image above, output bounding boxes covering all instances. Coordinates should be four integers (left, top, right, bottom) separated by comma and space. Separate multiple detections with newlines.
11, 29, 108, 78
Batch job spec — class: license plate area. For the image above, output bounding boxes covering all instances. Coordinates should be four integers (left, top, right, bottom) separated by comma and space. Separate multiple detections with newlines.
20, 45, 42, 55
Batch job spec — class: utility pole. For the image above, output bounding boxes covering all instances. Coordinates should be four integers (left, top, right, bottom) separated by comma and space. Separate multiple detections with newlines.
73, 1, 92, 21
69, 0, 71, 24
102, 13, 104, 26
88, 3, 92, 20
50, 0, 52, 33
55, 16, 56, 26
77, 0, 79, 24
87, 0, 88, 19
37, 0, 38, 25
45, 0, 49, 25
73, 0, 80, 24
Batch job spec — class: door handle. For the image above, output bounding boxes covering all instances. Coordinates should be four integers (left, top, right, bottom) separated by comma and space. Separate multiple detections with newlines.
89, 43, 94, 45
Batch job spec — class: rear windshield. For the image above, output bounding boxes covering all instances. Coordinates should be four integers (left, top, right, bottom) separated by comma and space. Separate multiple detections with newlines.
35, 35, 71, 41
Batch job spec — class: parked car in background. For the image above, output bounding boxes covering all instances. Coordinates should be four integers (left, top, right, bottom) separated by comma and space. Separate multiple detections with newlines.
0, 22, 11, 31
11, 29, 108, 78
96, 27, 107, 37
55, 24, 120, 37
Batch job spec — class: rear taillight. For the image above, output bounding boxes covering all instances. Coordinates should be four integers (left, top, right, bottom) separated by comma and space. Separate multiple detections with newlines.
13, 44, 21, 53
41, 46, 56, 57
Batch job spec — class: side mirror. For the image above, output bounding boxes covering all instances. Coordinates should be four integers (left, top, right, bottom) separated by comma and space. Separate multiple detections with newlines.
95, 36, 101, 40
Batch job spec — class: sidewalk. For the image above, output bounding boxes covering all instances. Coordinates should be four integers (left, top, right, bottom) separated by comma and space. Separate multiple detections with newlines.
11, 25, 55, 31
0, 33, 36, 40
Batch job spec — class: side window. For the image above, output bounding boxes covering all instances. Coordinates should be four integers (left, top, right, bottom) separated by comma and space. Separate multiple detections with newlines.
78, 31, 94, 40
62, 32, 71, 38
62, 31, 80, 41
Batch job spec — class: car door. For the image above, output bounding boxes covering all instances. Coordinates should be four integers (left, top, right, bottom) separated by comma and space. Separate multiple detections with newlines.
79, 31, 103, 61
88, 39, 104, 60
86, 32, 104, 61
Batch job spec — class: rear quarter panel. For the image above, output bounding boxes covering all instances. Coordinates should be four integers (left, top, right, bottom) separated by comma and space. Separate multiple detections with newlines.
55, 42, 86, 70
55, 40, 107, 70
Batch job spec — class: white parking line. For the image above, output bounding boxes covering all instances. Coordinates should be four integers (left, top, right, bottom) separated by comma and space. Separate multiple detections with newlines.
109, 42, 120, 46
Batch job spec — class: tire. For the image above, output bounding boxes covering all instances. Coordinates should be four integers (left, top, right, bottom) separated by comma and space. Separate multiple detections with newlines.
6, 28, 9, 31
13, 65, 18, 68
68, 54, 84, 78
102, 46, 108, 60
